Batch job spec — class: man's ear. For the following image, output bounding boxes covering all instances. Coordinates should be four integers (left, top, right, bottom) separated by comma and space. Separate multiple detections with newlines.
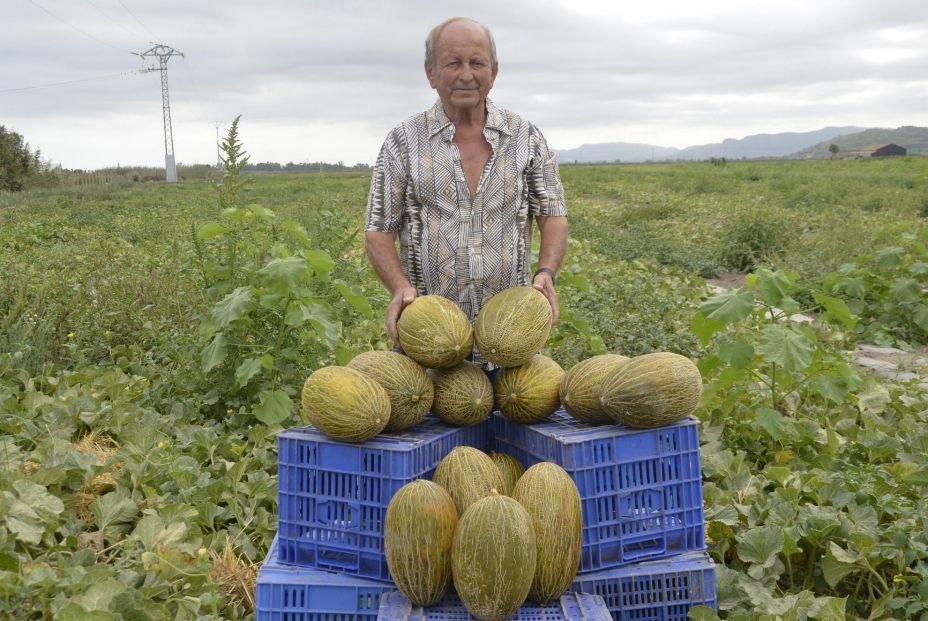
425, 62, 437, 89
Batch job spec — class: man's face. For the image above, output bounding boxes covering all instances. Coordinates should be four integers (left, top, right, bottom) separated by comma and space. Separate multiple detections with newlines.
425, 20, 498, 116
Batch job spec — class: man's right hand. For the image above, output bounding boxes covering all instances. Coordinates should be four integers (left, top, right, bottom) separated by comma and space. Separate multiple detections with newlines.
387, 286, 418, 347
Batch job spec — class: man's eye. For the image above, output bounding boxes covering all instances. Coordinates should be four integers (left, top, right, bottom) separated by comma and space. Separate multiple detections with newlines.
447, 61, 460, 68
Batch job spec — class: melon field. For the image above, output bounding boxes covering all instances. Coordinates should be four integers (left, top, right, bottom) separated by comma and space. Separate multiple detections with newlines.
1, 148, 928, 620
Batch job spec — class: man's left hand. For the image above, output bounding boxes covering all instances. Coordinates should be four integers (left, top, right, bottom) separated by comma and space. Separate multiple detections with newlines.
532, 272, 559, 325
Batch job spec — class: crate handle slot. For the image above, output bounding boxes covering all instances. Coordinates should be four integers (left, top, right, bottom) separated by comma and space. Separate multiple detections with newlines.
317, 545, 360, 570
622, 537, 665, 561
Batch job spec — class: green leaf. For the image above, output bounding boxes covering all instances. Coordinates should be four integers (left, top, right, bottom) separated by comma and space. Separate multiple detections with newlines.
808, 596, 847, 620
816, 375, 848, 404
909, 261, 928, 275
210, 286, 253, 328
304, 249, 335, 281
72, 579, 126, 611
718, 341, 754, 369
254, 390, 293, 425
90, 492, 138, 532
813, 293, 858, 330
687, 606, 722, 621
857, 381, 891, 415
234, 358, 263, 389
890, 277, 922, 304
736, 525, 784, 568
755, 407, 788, 441
833, 276, 865, 298
754, 269, 793, 306
195, 222, 229, 240
823, 545, 858, 588
201, 333, 227, 372
284, 219, 312, 247
699, 289, 755, 324
874, 246, 905, 270
914, 305, 928, 333
259, 256, 308, 293
757, 325, 813, 373
334, 279, 374, 319
55, 603, 121, 621
691, 312, 726, 347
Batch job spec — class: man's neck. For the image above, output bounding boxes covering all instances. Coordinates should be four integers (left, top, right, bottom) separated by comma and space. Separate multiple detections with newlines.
443, 101, 487, 129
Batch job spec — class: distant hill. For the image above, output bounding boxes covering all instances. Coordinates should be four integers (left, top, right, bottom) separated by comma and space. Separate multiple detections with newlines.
554, 127, 867, 163
794, 126, 928, 158
672, 126, 866, 160
554, 142, 680, 163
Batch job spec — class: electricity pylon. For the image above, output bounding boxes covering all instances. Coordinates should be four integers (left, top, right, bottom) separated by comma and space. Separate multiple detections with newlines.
135, 43, 184, 183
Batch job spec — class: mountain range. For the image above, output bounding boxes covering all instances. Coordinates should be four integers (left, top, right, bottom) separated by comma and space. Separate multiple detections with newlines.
554, 126, 928, 163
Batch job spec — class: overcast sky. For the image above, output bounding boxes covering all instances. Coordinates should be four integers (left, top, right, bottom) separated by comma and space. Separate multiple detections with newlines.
2, 0, 926, 169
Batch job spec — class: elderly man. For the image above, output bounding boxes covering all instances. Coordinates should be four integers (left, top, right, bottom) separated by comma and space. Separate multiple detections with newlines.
365, 16, 568, 369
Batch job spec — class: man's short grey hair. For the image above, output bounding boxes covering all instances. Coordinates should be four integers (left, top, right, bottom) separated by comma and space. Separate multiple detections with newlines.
425, 17, 498, 69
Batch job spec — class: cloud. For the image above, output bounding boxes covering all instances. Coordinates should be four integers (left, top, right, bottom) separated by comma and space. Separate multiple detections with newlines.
2, 0, 925, 167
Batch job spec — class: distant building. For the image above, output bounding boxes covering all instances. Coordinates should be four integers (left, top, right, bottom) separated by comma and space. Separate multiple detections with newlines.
844, 143, 907, 158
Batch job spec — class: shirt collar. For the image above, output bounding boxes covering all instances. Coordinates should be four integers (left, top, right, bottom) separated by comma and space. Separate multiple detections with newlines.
428, 98, 510, 139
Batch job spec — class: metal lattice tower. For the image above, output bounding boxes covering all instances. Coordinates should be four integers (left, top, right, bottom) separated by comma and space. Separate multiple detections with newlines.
135, 43, 184, 183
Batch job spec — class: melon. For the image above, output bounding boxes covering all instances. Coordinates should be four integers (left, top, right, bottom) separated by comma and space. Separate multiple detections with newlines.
432, 446, 506, 515
429, 363, 494, 427
347, 351, 433, 431
495, 354, 565, 424
452, 492, 537, 621
300, 366, 390, 442
511, 463, 582, 606
489, 452, 525, 495
397, 295, 473, 369
384, 480, 458, 606
599, 352, 702, 428
475, 287, 552, 367
560, 354, 629, 424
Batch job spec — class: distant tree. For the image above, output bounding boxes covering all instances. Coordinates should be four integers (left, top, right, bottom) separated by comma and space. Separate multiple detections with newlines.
828, 143, 839, 158
0, 125, 42, 191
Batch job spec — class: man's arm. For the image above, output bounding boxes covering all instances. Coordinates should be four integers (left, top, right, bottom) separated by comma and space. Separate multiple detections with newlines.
533, 215, 568, 324
365, 230, 417, 345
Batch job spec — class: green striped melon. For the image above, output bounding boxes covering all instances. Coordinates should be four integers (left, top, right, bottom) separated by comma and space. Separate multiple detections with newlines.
384, 480, 458, 606
495, 354, 565, 424
599, 352, 702, 428
397, 295, 473, 369
300, 366, 390, 442
511, 463, 582, 606
347, 351, 433, 431
560, 354, 629, 424
432, 446, 506, 515
452, 492, 537, 621
475, 287, 552, 367
429, 363, 493, 427
489, 452, 525, 496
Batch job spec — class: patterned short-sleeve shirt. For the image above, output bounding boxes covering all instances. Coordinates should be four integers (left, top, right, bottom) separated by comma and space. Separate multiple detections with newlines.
365, 98, 567, 345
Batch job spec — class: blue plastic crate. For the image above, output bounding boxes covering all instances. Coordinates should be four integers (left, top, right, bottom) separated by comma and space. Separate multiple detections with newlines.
378, 590, 612, 621
277, 415, 490, 580
493, 409, 705, 573
256, 535, 397, 621
571, 551, 717, 621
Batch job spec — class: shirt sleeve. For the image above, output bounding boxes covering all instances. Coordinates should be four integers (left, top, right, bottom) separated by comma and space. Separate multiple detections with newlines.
365, 130, 407, 233
526, 126, 567, 218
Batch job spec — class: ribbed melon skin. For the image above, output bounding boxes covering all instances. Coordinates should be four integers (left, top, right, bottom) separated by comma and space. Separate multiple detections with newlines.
300, 366, 390, 442
429, 363, 493, 427
385, 480, 458, 606
599, 352, 703, 428
495, 354, 565, 424
397, 295, 473, 369
511, 463, 582, 606
560, 354, 629, 424
452, 494, 537, 621
347, 351, 433, 431
489, 451, 525, 496
432, 446, 506, 515
475, 287, 552, 368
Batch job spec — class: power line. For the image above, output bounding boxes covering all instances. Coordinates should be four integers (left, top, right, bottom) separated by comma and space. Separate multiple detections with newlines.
0, 70, 142, 95
84, 0, 143, 40
116, 0, 157, 40
26, 0, 133, 54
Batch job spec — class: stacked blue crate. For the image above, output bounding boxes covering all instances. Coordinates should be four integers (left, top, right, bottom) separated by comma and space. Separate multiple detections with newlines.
377, 591, 613, 621
276, 415, 491, 581
492, 408, 718, 620
258, 404, 719, 620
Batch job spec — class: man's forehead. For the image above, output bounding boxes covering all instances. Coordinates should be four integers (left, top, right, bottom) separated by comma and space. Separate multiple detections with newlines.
435, 20, 491, 53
